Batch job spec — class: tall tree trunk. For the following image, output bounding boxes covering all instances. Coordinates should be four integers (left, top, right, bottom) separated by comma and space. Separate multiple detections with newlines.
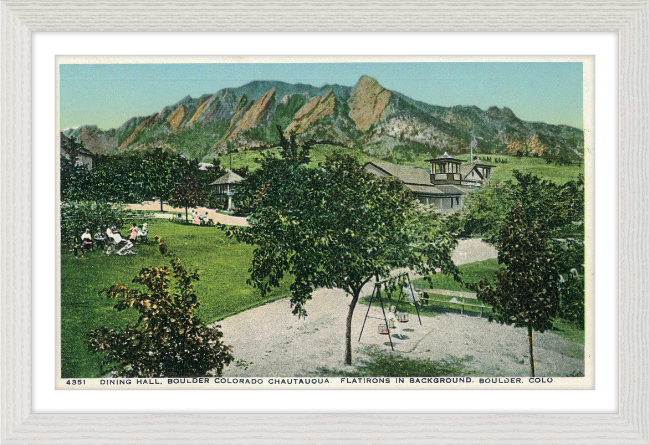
345, 290, 360, 365
527, 320, 535, 377
160, 198, 164, 212
185, 206, 188, 223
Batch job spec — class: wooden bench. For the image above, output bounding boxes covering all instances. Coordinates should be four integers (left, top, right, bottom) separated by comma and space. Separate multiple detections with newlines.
416, 289, 491, 317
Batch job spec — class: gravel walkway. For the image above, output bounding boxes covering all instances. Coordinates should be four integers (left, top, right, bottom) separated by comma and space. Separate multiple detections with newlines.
216, 238, 584, 377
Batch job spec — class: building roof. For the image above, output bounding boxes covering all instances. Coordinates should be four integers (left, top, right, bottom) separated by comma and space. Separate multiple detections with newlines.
406, 184, 468, 196
460, 161, 495, 179
366, 161, 431, 185
210, 170, 244, 185
425, 152, 462, 163
365, 161, 476, 197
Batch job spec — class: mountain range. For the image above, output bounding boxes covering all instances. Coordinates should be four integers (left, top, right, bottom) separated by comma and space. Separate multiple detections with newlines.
63, 75, 584, 161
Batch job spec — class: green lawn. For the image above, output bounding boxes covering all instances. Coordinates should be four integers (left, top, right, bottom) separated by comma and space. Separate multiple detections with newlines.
413, 258, 501, 292
224, 145, 583, 185
410, 258, 584, 345
60, 219, 292, 378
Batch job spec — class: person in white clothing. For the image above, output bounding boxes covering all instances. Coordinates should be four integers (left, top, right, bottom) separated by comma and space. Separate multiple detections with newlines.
386, 306, 403, 339
137, 222, 148, 243
75, 228, 93, 257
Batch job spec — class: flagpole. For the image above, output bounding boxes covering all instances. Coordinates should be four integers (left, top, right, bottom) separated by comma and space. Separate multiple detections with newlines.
470, 136, 474, 163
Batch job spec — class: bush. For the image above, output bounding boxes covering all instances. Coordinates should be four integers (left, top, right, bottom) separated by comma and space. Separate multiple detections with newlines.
88, 237, 234, 377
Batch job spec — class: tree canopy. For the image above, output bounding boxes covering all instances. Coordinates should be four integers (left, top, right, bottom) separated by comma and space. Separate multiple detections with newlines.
470, 204, 560, 376
463, 170, 585, 328
169, 173, 206, 222
226, 136, 459, 365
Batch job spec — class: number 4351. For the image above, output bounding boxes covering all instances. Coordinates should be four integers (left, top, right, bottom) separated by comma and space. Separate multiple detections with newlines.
65, 379, 86, 385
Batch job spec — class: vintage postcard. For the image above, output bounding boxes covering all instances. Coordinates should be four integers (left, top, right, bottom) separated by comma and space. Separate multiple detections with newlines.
56, 56, 593, 389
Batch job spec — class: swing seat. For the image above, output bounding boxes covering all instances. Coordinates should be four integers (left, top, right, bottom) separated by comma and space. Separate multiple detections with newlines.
378, 323, 389, 335
397, 312, 409, 323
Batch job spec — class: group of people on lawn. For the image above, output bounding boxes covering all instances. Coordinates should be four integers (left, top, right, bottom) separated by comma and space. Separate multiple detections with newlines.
191, 210, 213, 226
74, 223, 148, 257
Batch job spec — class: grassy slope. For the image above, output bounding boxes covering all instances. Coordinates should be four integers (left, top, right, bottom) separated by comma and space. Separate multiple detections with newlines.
223, 144, 583, 184
60, 220, 291, 378
454, 154, 584, 184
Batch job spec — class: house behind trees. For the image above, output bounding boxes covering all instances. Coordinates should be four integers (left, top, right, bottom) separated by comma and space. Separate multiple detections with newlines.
364, 152, 493, 213
61, 133, 96, 170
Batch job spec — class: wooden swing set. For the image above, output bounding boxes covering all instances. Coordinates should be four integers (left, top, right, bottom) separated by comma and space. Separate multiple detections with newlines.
358, 272, 422, 351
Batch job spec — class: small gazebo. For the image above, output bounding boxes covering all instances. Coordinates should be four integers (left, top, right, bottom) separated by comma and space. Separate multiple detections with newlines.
426, 152, 463, 185
210, 170, 243, 211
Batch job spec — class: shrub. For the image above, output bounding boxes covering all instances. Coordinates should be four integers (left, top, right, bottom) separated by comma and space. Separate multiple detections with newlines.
88, 237, 234, 377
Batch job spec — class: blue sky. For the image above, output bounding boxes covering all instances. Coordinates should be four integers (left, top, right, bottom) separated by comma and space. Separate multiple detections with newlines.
59, 62, 584, 130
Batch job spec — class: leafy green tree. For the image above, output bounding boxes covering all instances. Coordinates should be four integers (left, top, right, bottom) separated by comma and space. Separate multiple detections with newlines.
60, 135, 93, 202
277, 125, 311, 165
86, 153, 149, 203
169, 173, 205, 222
88, 237, 234, 377
143, 148, 191, 211
463, 170, 584, 244
463, 171, 585, 328
227, 145, 458, 365
470, 205, 560, 377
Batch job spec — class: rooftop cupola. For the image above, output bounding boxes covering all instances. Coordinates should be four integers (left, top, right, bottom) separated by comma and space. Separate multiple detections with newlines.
426, 152, 463, 185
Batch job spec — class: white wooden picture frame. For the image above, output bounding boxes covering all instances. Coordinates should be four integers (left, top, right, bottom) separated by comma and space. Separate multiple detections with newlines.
1, 1, 648, 443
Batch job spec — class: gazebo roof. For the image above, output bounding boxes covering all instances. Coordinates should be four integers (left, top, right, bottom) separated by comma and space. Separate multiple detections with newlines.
425, 152, 462, 163
210, 170, 244, 186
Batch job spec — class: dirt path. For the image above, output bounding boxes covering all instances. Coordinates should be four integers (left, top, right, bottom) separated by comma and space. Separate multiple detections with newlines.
216, 238, 584, 377
126, 200, 248, 226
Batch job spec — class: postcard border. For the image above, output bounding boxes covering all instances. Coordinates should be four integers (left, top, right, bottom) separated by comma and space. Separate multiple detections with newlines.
2, 1, 648, 443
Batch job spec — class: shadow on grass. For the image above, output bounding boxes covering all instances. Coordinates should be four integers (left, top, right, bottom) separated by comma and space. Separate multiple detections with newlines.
314, 346, 474, 378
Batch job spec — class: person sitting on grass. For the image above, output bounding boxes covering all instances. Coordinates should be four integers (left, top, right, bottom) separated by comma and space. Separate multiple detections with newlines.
74, 228, 94, 258
129, 223, 138, 243
105, 226, 136, 256
137, 223, 148, 243
193, 211, 201, 225
94, 227, 106, 251
118, 239, 136, 256
105, 226, 117, 255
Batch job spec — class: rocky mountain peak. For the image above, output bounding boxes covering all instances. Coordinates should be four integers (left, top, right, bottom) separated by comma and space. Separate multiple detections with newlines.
348, 75, 392, 131
66, 76, 583, 162
173, 95, 194, 107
